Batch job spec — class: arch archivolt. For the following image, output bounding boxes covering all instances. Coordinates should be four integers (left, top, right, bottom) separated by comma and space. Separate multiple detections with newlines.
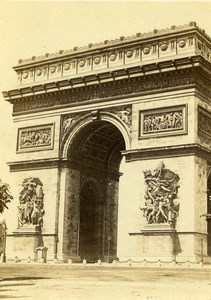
61, 111, 131, 158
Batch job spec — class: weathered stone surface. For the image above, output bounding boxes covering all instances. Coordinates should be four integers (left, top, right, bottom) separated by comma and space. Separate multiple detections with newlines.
2, 24, 211, 262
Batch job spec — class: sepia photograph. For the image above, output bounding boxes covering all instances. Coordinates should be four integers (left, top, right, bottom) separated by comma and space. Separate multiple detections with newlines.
0, 1, 211, 299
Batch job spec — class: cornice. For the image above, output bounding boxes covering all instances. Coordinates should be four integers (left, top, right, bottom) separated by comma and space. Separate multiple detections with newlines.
10, 69, 197, 115
3, 56, 205, 102
7, 143, 211, 172
8, 63, 211, 116
7, 158, 61, 172
123, 143, 211, 162
7, 157, 122, 177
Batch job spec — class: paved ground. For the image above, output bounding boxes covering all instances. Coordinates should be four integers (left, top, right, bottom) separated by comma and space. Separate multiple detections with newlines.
0, 263, 211, 300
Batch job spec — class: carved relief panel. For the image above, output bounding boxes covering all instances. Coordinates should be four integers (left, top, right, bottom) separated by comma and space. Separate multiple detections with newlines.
140, 162, 180, 225
17, 124, 54, 152
198, 106, 211, 139
18, 177, 45, 228
139, 105, 187, 139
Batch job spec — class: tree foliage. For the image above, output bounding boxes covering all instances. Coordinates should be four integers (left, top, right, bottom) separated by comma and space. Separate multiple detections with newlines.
0, 180, 13, 214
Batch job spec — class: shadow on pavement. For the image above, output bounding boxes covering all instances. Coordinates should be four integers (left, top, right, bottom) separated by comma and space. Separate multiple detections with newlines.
0, 277, 48, 299
0, 277, 48, 281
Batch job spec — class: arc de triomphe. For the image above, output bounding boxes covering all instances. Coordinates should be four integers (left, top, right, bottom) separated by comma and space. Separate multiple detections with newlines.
3, 22, 211, 263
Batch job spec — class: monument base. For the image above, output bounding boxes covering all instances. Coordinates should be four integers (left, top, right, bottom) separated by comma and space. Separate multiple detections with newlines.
141, 224, 176, 260
13, 226, 43, 260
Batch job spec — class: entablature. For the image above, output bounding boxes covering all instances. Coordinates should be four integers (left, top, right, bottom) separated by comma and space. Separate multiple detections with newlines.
4, 56, 199, 101
3, 58, 211, 116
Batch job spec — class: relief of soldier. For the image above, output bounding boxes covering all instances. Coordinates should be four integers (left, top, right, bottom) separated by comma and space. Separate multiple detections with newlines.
18, 177, 45, 228
143, 111, 183, 133
20, 128, 51, 148
140, 162, 180, 224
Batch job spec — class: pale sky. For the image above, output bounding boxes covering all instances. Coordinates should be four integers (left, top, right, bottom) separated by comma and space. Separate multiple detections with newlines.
0, 1, 211, 181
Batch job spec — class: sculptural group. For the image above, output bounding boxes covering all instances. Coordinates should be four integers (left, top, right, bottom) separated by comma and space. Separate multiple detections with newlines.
18, 177, 45, 228
141, 162, 180, 224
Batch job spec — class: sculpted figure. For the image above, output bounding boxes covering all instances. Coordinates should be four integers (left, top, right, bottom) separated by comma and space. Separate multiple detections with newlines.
20, 128, 51, 148
141, 162, 180, 224
18, 177, 45, 228
143, 110, 183, 133
63, 116, 75, 133
117, 108, 132, 127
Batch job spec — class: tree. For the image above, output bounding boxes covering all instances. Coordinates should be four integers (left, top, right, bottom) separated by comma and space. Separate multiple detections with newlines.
0, 180, 13, 214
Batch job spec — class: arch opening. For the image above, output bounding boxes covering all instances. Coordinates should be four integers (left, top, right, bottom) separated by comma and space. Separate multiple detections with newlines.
68, 120, 126, 171
79, 182, 97, 261
63, 120, 126, 261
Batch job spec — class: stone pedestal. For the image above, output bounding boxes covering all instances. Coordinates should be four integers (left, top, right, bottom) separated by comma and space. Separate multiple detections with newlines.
141, 224, 176, 260
13, 226, 43, 260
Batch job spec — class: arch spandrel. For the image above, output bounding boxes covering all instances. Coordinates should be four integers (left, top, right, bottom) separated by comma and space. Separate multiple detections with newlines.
61, 111, 131, 159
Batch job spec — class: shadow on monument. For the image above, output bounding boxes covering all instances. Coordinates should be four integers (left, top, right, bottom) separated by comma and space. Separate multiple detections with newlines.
173, 233, 182, 256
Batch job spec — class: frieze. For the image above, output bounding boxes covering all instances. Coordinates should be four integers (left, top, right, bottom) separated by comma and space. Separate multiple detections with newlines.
139, 105, 187, 139
17, 124, 54, 152
140, 162, 180, 225
198, 106, 211, 139
12, 70, 197, 114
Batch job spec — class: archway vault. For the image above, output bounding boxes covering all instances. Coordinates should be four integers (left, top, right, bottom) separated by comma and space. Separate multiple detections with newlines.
61, 111, 128, 261
61, 111, 131, 161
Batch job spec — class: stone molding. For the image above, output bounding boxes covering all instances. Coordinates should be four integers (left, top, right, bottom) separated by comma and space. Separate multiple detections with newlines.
7, 158, 61, 172
4, 55, 207, 104
141, 224, 176, 232
6, 65, 209, 115
129, 231, 207, 235
8, 143, 211, 172
123, 143, 211, 162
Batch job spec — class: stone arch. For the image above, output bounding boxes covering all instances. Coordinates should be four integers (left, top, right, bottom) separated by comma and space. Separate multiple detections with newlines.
60, 111, 128, 261
61, 111, 131, 159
